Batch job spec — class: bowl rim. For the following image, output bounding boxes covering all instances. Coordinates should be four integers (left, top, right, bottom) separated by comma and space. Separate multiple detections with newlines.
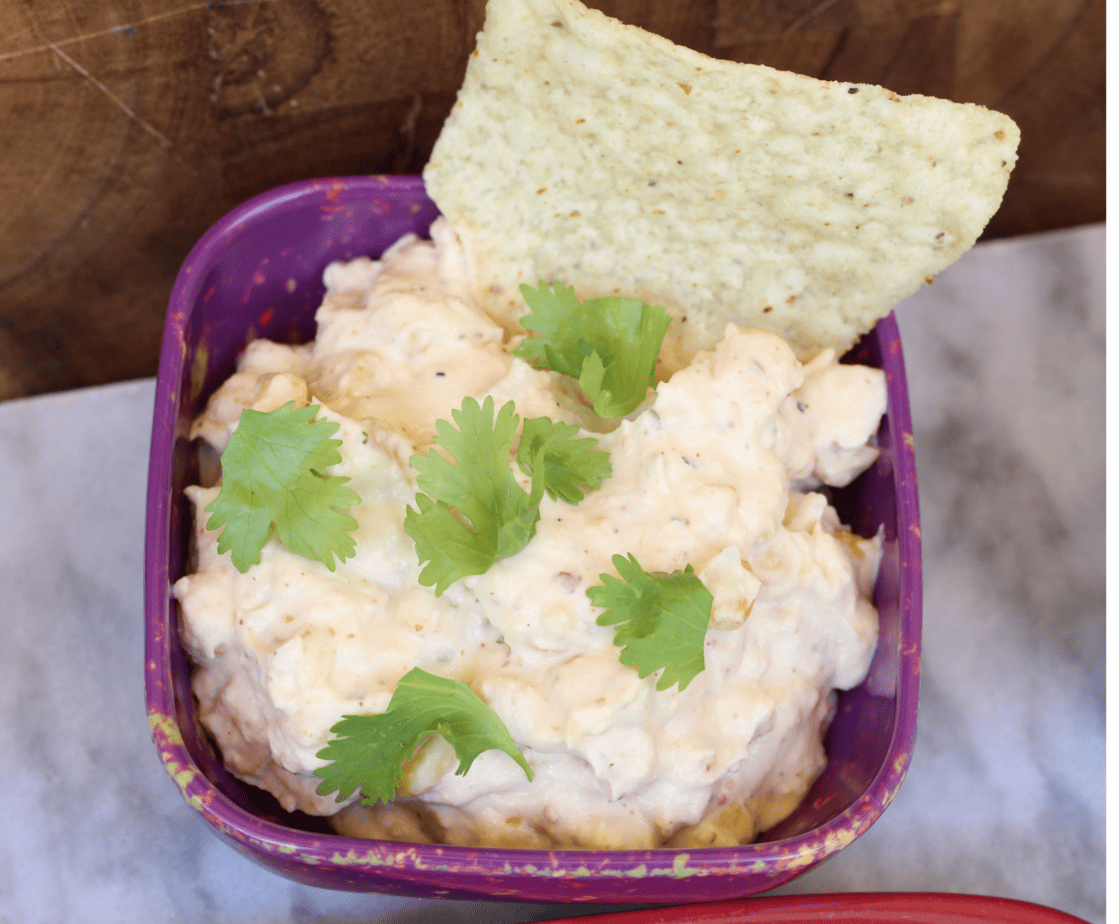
144, 174, 922, 885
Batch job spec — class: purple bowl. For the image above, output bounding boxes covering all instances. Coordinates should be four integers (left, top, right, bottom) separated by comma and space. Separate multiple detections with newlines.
144, 175, 922, 902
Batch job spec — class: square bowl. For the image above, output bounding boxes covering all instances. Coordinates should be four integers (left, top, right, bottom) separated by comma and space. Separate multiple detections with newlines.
144, 175, 922, 903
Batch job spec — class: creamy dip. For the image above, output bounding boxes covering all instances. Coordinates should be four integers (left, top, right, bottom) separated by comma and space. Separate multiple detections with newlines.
174, 218, 887, 850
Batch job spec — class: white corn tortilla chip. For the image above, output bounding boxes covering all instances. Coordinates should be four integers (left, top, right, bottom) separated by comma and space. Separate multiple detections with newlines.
424, 0, 1019, 366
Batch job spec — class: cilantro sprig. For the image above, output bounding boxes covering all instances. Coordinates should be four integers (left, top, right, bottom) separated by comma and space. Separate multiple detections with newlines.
314, 667, 533, 807
404, 397, 611, 595
517, 416, 614, 504
587, 554, 713, 692
405, 397, 542, 595
514, 281, 671, 418
204, 401, 360, 573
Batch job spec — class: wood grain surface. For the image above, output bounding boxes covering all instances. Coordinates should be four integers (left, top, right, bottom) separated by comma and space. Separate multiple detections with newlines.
0, 0, 1105, 401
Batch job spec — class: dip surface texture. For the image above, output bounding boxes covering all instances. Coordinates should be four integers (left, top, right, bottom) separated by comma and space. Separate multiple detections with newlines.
173, 220, 886, 850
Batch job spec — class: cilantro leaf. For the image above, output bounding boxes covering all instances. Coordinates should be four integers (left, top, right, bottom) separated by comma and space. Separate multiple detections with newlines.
514, 281, 672, 418
204, 401, 360, 573
587, 553, 713, 691
517, 416, 612, 504
313, 667, 533, 806
404, 396, 542, 595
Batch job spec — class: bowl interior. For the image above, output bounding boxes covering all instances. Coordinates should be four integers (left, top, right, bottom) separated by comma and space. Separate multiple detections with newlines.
145, 175, 920, 900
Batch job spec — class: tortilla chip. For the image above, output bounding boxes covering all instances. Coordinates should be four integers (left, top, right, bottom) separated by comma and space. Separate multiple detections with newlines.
423, 0, 1019, 366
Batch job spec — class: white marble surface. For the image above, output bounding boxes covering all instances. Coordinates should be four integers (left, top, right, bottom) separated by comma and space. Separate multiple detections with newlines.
0, 224, 1104, 923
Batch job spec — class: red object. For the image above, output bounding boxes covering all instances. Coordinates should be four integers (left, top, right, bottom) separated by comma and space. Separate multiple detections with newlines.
541, 894, 1090, 924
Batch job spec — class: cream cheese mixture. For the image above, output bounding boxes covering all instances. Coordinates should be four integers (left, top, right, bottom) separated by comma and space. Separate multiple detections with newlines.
174, 219, 887, 849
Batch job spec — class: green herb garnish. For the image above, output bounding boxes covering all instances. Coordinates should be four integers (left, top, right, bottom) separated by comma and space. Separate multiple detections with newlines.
404, 397, 609, 595
514, 281, 671, 418
314, 668, 533, 806
516, 415, 613, 504
587, 553, 713, 691
204, 401, 360, 573
404, 396, 543, 595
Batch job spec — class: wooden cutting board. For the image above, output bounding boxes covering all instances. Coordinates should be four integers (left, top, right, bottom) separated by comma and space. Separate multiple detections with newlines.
0, 0, 1104, 401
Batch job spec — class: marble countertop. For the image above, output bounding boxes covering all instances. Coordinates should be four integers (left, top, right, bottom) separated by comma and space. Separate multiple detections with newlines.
0, 224, 1103, 923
